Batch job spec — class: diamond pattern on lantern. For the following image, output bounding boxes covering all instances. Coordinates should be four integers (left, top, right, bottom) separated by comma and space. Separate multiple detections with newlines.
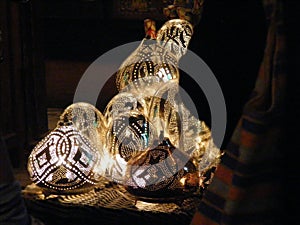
26, 17, 223, 199
27, 125, 102, 193
124, 138, 200, 200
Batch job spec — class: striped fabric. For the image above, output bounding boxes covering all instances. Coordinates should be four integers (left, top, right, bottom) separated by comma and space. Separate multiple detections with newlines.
191, 0, 287, 224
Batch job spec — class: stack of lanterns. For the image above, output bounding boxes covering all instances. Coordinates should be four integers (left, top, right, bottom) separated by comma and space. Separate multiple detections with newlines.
27, 17, 222, 200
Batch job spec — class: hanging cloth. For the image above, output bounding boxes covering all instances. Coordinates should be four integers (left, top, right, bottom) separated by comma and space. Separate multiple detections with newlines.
190, 0, 287, 224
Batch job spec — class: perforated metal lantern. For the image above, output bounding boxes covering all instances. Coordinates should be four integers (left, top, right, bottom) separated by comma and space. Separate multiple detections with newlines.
105, 110, 158, 184
123, 138, 200, 200
115, 19, 193, 95
27, 125, 103, 194
27, 103, 106, 194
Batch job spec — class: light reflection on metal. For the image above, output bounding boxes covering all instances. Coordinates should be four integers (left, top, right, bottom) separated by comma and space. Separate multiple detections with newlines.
27, 18, 222, 200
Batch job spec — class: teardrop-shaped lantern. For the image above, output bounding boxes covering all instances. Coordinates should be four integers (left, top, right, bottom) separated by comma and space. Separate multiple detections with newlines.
115, 18, 193, 95
105, 110, 158, 184
27, 102, 105, 194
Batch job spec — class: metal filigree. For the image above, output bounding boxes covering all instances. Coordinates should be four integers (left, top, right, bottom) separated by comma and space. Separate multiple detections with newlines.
105, 110, 158, 184
156, 19, 193, 60
27, 125, 102, 194
58, 102, 106, 149
27, 16, 223, 200
124, 138, 199, 199
116, 19, 193, 94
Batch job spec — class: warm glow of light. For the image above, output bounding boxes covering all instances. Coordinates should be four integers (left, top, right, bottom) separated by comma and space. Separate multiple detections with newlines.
135, 201, 159, 209
27, 18, 222, 196
180, 177, 186, 186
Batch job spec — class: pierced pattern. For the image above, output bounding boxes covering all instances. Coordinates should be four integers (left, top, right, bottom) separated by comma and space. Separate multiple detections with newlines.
116, 39, 180, 95
26, 17, 222, 199
106, 112, 158, 183
116, 19, 193, 94
156, 19, 193, 60
124, 138, 199, 199
103, 92, 144, 125
146, 81, 222, 183
27, 125, 102, 193
58, 102, 106, 148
